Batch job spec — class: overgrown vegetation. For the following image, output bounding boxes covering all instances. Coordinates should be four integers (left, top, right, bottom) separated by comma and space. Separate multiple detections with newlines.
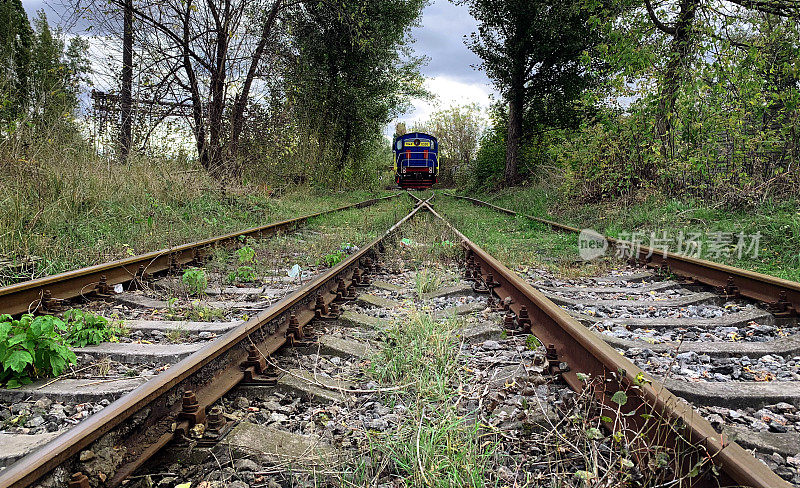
0, 146, 392, 285
466, 186, 800, 281
0, 313, 75, 388
64, 309, 125, 347
181, 267, 208, 295
353, 312, 498, 486
0, 309, 123, 388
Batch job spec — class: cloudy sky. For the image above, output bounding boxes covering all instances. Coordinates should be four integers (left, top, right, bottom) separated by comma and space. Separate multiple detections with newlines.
21, 0, 496, 127
398, 0, 497, 129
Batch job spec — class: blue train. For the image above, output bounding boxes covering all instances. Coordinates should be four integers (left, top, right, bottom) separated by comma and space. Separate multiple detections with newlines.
393, 132, 438, 189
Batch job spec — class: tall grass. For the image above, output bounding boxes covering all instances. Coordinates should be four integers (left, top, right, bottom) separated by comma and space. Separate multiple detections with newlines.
0, 128, 387, 284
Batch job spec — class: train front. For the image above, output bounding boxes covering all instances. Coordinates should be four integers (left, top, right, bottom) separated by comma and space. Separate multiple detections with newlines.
393, 132, 438, 189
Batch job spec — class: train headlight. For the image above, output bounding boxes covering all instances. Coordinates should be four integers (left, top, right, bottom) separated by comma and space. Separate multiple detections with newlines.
429, 167, 434, 173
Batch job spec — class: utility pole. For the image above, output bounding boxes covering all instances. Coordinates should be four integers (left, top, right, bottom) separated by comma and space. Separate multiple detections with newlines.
120, 0, 133, 162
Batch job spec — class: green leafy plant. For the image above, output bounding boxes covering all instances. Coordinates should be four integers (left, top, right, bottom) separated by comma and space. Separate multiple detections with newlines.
165, 297, 180, 320
64, 309, 123, 347
182, 267, 208, 295
525, 334, 541, 350
319, 250, 346, 267
0, 314, 76, 389
227, 266, 257, 283
235, 245, 257, 265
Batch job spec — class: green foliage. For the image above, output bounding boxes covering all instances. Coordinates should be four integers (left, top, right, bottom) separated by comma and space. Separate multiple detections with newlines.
470, 113, 507, 190
279, 0, 428, 188
525, 334, 541, 350
414, 268, 442, 297
0, 9, 89, 135
319, 250, 345, 267
227, 266, 257, 283
181, 267, 208, 295
413, 103, 485, 187
0, 313, 76, 388
64, 309, 122, 347
235, 245, 256, 265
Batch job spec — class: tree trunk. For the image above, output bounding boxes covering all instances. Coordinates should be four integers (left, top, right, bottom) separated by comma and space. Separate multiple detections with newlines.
119, 0, 133, 162
655, 0, 699, 159
229, 0, 282, 162
181, 0, 209, 171
504, 81, 524, 187
339, 122, 352, 171
206, 0, 230, 178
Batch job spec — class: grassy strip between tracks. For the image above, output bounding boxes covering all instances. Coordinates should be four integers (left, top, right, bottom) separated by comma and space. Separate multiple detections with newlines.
434, 197, 615, 278
357, 311, 497, 487
462, 186, 800, 282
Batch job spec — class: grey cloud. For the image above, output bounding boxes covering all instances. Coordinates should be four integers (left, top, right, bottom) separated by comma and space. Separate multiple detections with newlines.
411, 0, 489, 85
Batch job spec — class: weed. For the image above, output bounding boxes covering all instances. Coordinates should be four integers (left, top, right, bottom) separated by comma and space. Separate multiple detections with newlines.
182, 267, 208, 295
165, 297, 180, 320
0, 314, 76, 388
187, 301, 225, 322
414, 268, 442, 297
64, 309, 124, 347
351, 312, 498, 486
525, 334, 541, 350
235, 245, 257, 265
227, 266, 257, 283
320, 250, 346, 267
165, 328, 188, 343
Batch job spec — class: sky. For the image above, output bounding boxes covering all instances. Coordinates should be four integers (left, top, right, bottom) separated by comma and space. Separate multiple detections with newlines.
21, 0, 497, 130
398, 0, 497, 130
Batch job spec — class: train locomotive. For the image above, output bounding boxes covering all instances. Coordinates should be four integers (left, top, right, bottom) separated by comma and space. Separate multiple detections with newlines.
393, 132, 438, 189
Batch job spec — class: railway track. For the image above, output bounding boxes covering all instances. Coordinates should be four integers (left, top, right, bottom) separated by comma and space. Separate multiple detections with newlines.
0, 191, 796, 487
436, 193, 800, 487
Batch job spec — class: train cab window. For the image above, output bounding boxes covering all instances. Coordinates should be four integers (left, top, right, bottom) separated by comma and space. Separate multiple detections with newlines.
396, 139, 402, 150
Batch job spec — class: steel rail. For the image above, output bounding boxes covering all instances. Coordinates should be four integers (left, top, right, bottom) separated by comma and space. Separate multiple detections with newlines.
0, 194, 401, 316
445, 194, 800, 317
421, 197, 790, 488
0, 196, 426, 488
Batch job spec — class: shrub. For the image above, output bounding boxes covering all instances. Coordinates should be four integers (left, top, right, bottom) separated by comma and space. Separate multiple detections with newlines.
228, 266, 257, 283
235, 245, 257, 264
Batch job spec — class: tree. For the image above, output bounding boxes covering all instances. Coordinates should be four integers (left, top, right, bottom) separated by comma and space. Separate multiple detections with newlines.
95, 0, 289, 177
0, 7, 88, 135
0, 0, 33, 128
642, 0, 800, 156
460, 0, 614, 186
415, 103, 484, 186
288, 0, 427, 176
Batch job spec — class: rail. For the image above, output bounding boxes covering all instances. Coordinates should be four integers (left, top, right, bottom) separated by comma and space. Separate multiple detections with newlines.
0, 193, 426, 488
0, 194, 401, 317
445, 193, 799, 318
416, 193, 789, 488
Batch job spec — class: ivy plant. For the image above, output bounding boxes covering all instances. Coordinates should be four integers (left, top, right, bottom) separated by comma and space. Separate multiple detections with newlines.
0, 314, 76, 389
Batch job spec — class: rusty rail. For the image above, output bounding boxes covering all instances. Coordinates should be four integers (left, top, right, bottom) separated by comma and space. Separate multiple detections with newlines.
0, 195, 425, 488
419, 196, 789, 488
446, 193, 799, 317
0, 194, 401, 316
